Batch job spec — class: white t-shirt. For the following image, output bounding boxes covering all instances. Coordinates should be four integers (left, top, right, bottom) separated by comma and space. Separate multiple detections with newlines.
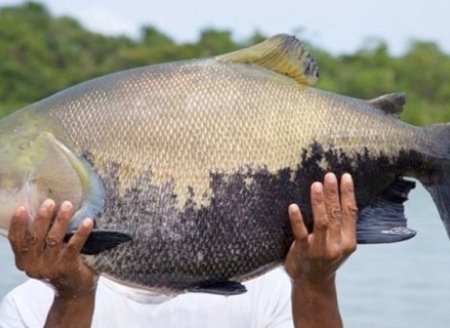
0, 267, 293, 328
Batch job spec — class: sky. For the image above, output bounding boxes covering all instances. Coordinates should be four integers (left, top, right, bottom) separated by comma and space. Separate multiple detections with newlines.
1, 0, 450, 55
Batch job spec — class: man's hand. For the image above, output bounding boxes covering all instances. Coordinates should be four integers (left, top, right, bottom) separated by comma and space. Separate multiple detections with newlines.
285, 172, 358, 328
285, 172, 357, 284
8, 199, 98, 298
8, 199, 98, 328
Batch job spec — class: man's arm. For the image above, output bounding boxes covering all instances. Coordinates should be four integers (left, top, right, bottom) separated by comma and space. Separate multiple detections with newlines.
8, 200, 98, 328
285, 173, 357, 328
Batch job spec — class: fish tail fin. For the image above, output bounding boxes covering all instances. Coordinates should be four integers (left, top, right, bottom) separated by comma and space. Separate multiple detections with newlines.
425, 123, 450, 148
422, 123, 450, 239
426, 181, 450, 239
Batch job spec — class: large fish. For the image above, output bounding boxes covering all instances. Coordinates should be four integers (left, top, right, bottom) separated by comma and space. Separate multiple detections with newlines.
0, 35, 449, 295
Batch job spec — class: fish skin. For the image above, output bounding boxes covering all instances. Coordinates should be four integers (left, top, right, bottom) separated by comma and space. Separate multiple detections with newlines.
0, 36, 449, 293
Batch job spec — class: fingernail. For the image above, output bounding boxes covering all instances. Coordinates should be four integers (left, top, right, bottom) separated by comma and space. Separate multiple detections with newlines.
43, 199, 55, 209
312, 182, 323, 193
288, 204, 299, 214
82, 218, 93, 228
15, 206, 26, 215
61, 201, 72, 211
342, 173, 353, 183
325, 172, 337, 183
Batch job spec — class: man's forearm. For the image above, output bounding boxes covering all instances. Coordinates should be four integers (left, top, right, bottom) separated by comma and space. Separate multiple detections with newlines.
291, 278, 342, 328
44, 290, 96, 328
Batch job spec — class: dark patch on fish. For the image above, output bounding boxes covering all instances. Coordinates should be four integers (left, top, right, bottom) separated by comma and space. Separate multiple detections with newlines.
85, 142, 430, 291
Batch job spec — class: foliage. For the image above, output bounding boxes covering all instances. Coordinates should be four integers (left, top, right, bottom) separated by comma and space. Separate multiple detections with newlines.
0, 2, 449, 125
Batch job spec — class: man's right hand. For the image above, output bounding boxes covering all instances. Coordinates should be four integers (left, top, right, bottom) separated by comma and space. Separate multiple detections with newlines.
8, 199, 98, 299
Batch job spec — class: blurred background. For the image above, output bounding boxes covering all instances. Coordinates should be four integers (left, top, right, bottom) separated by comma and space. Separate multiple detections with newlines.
0, 1, 450, 327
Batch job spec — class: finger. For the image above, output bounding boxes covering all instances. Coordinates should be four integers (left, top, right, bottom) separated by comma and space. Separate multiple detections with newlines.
29, 199, 56, 254
8, 206, 29, 270
310, 181, 328, 246
64, 218, 94, 262
44, 201, 74, 259
323, 173, 342, 243
340, 173, 358, 253
288, 204, 308, 246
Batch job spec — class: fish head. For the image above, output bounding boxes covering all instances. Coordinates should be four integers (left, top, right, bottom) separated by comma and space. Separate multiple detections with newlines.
0, 117, 104, 237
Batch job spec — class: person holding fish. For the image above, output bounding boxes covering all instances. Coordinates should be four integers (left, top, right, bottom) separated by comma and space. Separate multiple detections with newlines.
3, 32, 438, 327
0, 173, 357, 327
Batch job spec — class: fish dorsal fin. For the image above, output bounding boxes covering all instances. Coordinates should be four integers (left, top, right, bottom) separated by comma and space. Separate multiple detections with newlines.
369, 93, 406, 116
216, 34, 319, 85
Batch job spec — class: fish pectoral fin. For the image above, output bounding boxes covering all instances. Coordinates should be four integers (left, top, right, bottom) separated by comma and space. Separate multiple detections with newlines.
369, 93, 405, 117
216, 34, 319, 86
31, 132, 85, 213
64, 229, 132, 255
30, 133, 105, 231
357, 178, 417, 244
188, 281, 247, 295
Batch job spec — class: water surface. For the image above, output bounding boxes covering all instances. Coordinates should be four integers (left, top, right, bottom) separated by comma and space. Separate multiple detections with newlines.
338, 184, 450, 327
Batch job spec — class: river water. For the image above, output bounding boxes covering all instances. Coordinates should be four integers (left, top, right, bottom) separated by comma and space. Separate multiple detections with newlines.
1, 183, 449, 327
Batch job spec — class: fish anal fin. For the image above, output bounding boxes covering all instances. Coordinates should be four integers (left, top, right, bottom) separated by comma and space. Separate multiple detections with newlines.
64, 229, 132, 255
216, 34, 319, 86
357, 178, 416, 244
369, 93, 406, 117
188, 281, 247, 295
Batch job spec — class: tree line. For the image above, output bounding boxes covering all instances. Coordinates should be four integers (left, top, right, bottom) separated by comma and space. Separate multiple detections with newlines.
1, 2, 449, 125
